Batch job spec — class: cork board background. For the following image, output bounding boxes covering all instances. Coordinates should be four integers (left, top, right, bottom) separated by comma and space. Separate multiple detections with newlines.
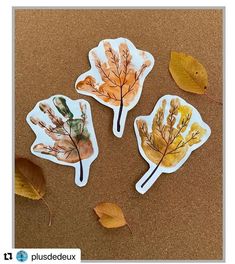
15, 9, 223, 260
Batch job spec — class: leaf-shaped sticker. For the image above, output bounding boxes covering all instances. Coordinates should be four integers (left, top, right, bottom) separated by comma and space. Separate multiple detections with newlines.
135, 95, 211, 194
15, 158, 52, 226
75, 37, 154, 138
26, 95, 99, 187
169, 51, 208, 94
94, 202, 131, 232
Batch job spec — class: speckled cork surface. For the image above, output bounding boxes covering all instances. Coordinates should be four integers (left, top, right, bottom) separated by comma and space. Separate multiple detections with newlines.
15, 9, 223, 260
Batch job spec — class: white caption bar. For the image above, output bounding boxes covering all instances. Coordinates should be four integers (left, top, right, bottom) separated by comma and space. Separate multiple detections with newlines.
1, 249, 80, 263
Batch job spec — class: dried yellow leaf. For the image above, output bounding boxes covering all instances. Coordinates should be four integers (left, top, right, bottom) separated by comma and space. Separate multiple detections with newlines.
15, 158, 52, 226
169, 51, 208, 94
15, 158, 46, 200
94, 202, 128, 229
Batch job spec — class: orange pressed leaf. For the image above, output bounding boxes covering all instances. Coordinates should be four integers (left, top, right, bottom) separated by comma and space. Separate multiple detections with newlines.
75, 38, 154, 137
94, 202, 131, 232
15, 158, 52, 226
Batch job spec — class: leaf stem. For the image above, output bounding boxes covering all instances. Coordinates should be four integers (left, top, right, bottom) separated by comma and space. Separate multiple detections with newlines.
68, 134, 83, 182
63, 125, 84, 182
140, 133, 171, 188
117, 95, 123, 132
140, 157, 164, 189
205, 93, 222, 105
126, 222, 132, 234
40, 197, 52, 226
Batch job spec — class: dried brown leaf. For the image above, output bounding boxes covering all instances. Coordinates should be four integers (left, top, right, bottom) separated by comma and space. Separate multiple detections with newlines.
94, 202, 130, 231
15, 158, 52, 226
15, 158, 46, 199
169, 51, 208, 94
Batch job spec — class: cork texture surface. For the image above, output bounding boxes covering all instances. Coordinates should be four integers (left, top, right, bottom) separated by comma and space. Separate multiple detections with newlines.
15, 9, 223, 260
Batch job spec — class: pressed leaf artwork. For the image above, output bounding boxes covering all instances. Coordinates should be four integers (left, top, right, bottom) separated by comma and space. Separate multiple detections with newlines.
94, 202, 131, 232
75, 37, 154, 138
135, 95, 211, 194
26, 95, 98, 187
15, 158, 52, 226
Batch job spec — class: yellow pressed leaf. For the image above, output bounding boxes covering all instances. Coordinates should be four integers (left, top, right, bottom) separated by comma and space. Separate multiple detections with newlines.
75, 38, 154, 135
135, 95, 211, 194
15, 158, 52, 226
94, 203, 130, 231
137, 97, 208, 168
169, 51, 208, 94
185, 122, 206, 146
177, 105, 192, 133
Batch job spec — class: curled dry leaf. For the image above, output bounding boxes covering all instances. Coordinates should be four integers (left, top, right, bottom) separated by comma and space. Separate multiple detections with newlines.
15, 158, 52, 226
169, 51, 208, 94
94, 203, 131, 232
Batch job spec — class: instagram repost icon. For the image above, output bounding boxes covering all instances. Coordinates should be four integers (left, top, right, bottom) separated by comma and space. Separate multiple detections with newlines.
16, 251, 28, 262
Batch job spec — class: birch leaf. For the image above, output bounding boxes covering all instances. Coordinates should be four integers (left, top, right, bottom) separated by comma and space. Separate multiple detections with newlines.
15, 158, 52, 226
94, 203, 129, 230
169, 51, 208, 94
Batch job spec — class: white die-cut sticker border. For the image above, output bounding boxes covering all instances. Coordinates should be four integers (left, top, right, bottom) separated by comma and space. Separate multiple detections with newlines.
26, 95, 99, 187
134, 95, 211, 194
75, 37, 155, 138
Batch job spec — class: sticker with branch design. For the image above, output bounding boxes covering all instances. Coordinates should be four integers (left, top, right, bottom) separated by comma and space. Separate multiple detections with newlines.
75, 37, 154, 138
26, 95, 99, 187
134, 95, 211, 194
